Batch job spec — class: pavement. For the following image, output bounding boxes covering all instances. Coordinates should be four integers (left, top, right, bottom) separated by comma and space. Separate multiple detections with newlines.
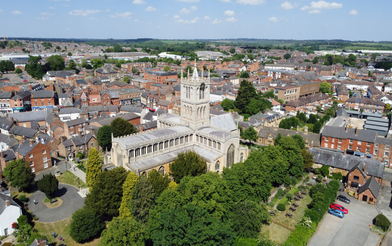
308, 191, 380, 246
68, 161, 87, 183
35, 160, 71, 181
28, 183, 85, 223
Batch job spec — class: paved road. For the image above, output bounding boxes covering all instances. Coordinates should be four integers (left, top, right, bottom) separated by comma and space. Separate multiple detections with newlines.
378, 169, 392, 245
68, 161, 86, 183
308, 191, 380, 246
28, 183, 85, 223
35, 161, 71, 181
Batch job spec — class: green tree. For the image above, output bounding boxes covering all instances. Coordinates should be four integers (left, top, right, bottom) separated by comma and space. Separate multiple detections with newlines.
319, 82, 331, 94
312, 57, 319, 64
86, 147, 102, 191
111, 118, 137, 138
97, 125, 112, 151
3, 159, 35, 191
132, 67, 138, 74
85, 167, 128, 218
69, 207, 105, 243
284, 53, 291, 59
324, 60, 330, 66
130, 176, 156, 225
68, 60, 77, 70
151, 204, 235, 246
100, 217, 146, 246
25, 56, 46, 79
229, 47, 235, 53
113, 44, 123, 52
242, 126, 258, 142
301, 149, 314, 171
275, 137, 304, 178
37, 173, 59, 199
46, 55, 65, 71
292, 134, 305, 149
371, 53, 380, 61
170, 150, 207, 183
235, 80, 257, 114
123, 76, 130, 83
240, 71, 250, 78
163, 65, 170, 72
231, 201, 270, 238
4, 60, 14, 72
15, 67, 22, 74
245, 98, 272, 115
297, 112, 307, 122
119, 172, 139, 218
385, 104, 391, 111
147, 169, 171, 197
308, 114, 318, 124
320, 165, 330, 177
67, 52, 72, 56
91, 58, 104, 69
313, 121, 322, 134
374, 214, 391, 231
221, 98, 236, 111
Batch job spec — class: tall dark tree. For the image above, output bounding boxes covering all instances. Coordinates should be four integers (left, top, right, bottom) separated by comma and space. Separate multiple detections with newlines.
97, 125, 112, 150
221, 98, 235, 111
130, 176, 156, 225
100, 217, 146, 246
313, 121, 323, 134
46, 55, 65, 71
276, 137, 304, 177
297, 112, 307, 122
170, 150, 207, 183
241, 126, 258, 142
3, 159, 35, 191
111, 118, 137, 138
151, 204, 235, 246
292, 134, 305, 149
25, 56, 46, 79
69, 207, 105, 243
37, 173, 59, 199
235, 80, 257, 114
147, 169, 171, 198
68, 60, 77, 70
85, 167, 128, 219
239, 71, 250, 78
302, 149, 314, 171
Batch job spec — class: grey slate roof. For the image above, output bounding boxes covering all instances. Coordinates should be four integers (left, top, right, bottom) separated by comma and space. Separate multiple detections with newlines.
2, 149, 16, 162
32, 90, 55, 98
0, 91, 12, 99
120, 105, 143, 114
358, 176, 380, 199
10, 126, 38, 138
375, 137, 392, 146
65, 118, 88, 127
59, 108, 81, 114
0, 118, 13, 131
8, 111, 47, 122
258, 126, 321, 147
95, 113, 140, 126
16, 140, 39, 157
309, 148, 384, 178
0, 192, 20, 216
322, 126, 377, 143
210, 114, 237, 132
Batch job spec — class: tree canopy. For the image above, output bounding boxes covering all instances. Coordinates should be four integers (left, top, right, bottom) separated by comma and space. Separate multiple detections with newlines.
86, 147, 102, 191
69, 207, 105, 243
119, 172, 139, 218
111, 118, 137, 138
97, 125, 112, 151
100, 217, 146, 246
3, 159, 35, 191
130, 176, 156, 225
37, 173, 59, 199
46, 55, 65, 71
235, 80, 257, 114
169, 150, 207, 183
241, 126, 258, 142
147, 169, 171, 198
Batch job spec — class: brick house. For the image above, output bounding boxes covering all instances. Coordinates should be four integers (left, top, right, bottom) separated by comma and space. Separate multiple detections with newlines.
58, 134, 98, 159
15, 138, 52, 173
144, 70, 178, 85
101, 91, 120, 105
31, 91, 57, 111
88, 91, 102, 106
357, 177, 380, 205
285, 93, 329, 112
64, 118, 89, 138
11, 91, 31, 113
345, 98, 384, 114
89, 113, 140, 128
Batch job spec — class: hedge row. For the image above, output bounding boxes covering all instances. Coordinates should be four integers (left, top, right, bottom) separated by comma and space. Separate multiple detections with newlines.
278, 187, 299, 208
284, 180, 339, 246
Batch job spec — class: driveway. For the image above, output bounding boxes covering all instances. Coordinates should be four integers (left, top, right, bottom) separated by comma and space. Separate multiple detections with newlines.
308, 191, 380, 246
28, 184, 85, 222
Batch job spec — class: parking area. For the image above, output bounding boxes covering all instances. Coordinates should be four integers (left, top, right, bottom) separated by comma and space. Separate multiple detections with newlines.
308, 191, 381, 246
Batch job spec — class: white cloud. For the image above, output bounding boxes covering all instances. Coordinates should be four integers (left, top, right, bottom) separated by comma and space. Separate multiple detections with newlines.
309, 9, 320, 14
281, 1, 295, 10
145, 6, 157, 11
173, 15, 180, 19
236, 0, 265, 5
69, 10, 99, 16
37, 17, 49, 20
41, 12, 55, 16
134, 19, 139, 22
224, 10, 235, 16
212, 18, 222, 24
220, 0, 231, 2
268, 17, 278, 22
226, 17, 238, 22
175, 0, 199, 2
0, 9, 3, 12
175, 17, 200, 24
179, 6, 197, 15
110, 12, 132, 19
132, 0, 145, 4
48, 6, 55, 9
349, 9, 358, 15
12, 11, 23, 15
301, 1, 342, 14
204, 16, 211, 20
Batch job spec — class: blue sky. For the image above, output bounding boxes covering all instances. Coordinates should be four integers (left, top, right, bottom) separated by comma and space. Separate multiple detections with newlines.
0, 0, 391, 41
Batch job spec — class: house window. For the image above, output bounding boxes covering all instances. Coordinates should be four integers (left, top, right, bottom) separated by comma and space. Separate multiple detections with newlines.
29, 154, 33, 158
43, 157, 47, 162
349, 139, 353, 143
31, 167, 35, 173
44, 163, 48, 168
30, 161, 34, 166
366, 148, 370, 153
42, 150, 46, 154
67, 147, 71, 151
91, 142, 94, 147
367, 142, 371, 147
369, 197, 374, 202
387, 145, 390, 149
325, 137, 329, 141
349, 145, 352, 150
357, 141, 362, 145
79, 145, 83, 150
331, 144, 334, 148
375, 143, 379, 148
324, 143, 328, 148
353, 176, 359, 181
338, 139, 342, 144
338, 145, 341, 149
357, 146, 361, 151
385, 151, 389, 157
374, 150, 378, 155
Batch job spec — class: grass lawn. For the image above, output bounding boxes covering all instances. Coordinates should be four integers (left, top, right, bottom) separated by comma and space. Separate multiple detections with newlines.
57, 171, 88, 189
34, 218, 101, 246
274, 194, 312, 229
260, 222, 292, 245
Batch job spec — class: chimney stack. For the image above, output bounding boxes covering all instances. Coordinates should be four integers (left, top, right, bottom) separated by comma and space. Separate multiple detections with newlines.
5, 199, 10, 207
344, 148, 347, 156
138, 125, 143, 132
21, 137, 26, 144
1, 151, 4, 158
355, 128, 358, 135
30, 139, 34, 146
10, 117, 14, 122
345, 126, 348, 132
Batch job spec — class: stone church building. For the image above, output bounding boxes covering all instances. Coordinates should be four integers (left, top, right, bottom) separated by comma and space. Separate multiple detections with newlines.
105, 65, 249, 176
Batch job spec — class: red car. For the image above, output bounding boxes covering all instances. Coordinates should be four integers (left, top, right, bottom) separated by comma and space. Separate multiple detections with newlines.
330, 203, 348, 214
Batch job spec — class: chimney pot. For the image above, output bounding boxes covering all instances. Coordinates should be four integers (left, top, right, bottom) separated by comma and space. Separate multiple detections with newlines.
10, 117, 14, 122
5, 199, 10, 207
30, 139, 34, 146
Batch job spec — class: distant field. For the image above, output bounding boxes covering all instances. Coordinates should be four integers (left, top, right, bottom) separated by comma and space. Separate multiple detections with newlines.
161, 40, 198, 44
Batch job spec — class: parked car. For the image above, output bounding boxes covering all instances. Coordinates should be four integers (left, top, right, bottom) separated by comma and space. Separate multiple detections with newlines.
328, 208, 344, 218
330, 203, 348, 214
337, 195, 350, 204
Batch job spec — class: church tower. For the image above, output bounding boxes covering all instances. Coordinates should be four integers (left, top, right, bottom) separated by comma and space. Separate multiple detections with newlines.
180, 61, 210, 130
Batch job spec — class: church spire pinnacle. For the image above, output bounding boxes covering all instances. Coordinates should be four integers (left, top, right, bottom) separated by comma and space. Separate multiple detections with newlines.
192, 59, 199, 82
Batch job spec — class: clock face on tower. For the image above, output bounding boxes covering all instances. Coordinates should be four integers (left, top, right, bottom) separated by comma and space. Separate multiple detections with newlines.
200, 83, 205, 90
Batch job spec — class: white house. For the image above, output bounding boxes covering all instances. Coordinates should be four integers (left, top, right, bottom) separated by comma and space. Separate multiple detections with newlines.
58, 108, 81, 122
0, 192, 22, 236
270, 99, 282, 113
376, 95, 392, 106
158, 52, 182, 60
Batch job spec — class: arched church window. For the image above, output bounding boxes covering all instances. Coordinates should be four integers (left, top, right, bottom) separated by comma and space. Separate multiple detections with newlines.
215, 161, 220, 172
158, 166, 165, 176
227, 144, 235, 167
